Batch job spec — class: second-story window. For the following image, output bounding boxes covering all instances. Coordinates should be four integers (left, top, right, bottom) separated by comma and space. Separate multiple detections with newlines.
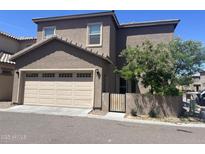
87, 23, 102, 46
43, 26, 56, 39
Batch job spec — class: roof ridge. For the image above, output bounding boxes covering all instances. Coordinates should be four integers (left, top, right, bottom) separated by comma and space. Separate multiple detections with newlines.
120, 19, 180, 26
0, 31, 36, 41
10, 35, 113, 64
120, 19, 180, 28
32, 11, 119, 27
32, 11, 115, 22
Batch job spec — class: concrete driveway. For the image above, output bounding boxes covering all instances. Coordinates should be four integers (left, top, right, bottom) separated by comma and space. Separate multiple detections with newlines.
0, 111, 205, 143
1, 105, 91, 117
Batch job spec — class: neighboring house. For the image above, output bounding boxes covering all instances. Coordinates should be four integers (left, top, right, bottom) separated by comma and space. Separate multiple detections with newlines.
10, 11, 179, 109
0, 32, 36, 101
183, 71, 205, 92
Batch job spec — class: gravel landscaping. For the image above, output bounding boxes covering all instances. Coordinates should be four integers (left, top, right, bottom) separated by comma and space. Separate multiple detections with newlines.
125, 114, 205, 125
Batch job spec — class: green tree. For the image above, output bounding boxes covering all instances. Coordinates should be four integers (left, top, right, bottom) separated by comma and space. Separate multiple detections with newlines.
117, 38, 205, 95
169, 38, 205, 86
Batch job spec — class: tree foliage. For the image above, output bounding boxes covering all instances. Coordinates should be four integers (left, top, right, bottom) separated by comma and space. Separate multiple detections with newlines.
117, 38, 205, 95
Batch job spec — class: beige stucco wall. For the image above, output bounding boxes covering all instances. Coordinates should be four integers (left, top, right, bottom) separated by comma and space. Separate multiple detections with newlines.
12, 39, 114, 109
0, 74, 13, 101
0, 34, 20, 53
35, 17, 177, 95
0, 34, 36, 53
18, 39, 37, 50
116, 24, 175, 68
36, 16, 116, 62
116, 24, 175, 94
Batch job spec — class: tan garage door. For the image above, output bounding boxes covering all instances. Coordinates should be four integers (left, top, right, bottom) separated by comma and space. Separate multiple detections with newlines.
23, 72, 94, 108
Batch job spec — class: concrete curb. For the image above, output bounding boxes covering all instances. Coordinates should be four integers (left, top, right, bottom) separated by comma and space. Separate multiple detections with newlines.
87, 112, 205, 128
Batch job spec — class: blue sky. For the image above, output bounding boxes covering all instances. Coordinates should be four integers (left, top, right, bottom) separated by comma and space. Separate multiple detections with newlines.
0, 10, 205, 44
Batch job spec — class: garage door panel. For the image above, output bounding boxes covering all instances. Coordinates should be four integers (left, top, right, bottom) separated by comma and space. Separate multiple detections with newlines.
73, 91, 92, 96
24, 71, 94, 108
24, 97, 38, 103
39, 98, 56, 103
55, 81, 73, 85
74, 82, 92, 85
74, 78, 92, 82
24, 89, 38, 94
38, 89, 55, 95
25, 85, 38, 89
39, 82, 55, 85
38, 85, 55, 89
56, 95, 73, 99
74, 86, 93, 91
25, 81, 38, 85
55, 99, 73, 105
55, 87, 73, 90
24, 93, 38, 98
73, 100, 92, 108
55, 91, 72, 96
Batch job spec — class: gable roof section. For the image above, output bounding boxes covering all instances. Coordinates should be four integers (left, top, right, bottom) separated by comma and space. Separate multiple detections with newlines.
10, 35, 112, 63
32, 11, 180, 29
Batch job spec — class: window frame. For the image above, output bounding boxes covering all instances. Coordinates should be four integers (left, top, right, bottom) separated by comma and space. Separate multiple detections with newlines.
77, 73, 92, 78
42, 73, 55, 78
26, 73, 39, 78
43, 26, 56, 39
59, 73, 73, 78
86, 22, 103, 47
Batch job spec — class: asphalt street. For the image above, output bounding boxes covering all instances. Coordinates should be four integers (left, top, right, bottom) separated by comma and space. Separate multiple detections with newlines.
0, 111, 204, 143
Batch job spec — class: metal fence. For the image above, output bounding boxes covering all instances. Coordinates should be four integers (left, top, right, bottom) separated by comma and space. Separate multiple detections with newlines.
109, 93, 126, 113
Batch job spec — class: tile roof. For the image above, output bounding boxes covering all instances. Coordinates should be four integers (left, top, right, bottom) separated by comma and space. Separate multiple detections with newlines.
0, 52, 15, 64
10, 35, 113, 64
0, 31, 36, 41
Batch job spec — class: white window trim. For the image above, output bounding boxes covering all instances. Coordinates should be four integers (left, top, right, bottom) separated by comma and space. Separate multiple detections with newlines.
86, 22, 103, 47
42, 26, 56, 39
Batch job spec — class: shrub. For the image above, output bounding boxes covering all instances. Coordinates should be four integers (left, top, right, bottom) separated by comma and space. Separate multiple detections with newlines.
178, 108, 189, 118
131, 108, 138, 116
149, 106, 161, 118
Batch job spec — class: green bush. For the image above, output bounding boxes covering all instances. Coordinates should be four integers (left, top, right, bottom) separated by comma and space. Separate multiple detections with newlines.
149, 106, 161, 118
163, 85, 180, 96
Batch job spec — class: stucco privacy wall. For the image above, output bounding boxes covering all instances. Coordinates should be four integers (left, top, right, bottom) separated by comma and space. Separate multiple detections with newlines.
0, 75, 13, 101
36, 16, 115, 61
102, 92, 109, 112
126, 94, 183, 117
12, 39, 113, 109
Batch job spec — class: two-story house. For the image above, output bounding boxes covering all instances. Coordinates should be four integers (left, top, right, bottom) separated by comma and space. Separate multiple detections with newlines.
0, 32, 36, 101
10, 11, 179, 110
182, 71, 205, 92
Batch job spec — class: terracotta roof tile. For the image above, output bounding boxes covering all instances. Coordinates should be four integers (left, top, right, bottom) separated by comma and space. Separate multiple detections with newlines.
10, 35, 113, 64
0, 51, 15, 64
0, 31, 36, 41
